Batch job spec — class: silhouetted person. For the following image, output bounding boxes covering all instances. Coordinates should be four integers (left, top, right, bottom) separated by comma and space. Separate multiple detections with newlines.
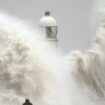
23, 99, 33, 105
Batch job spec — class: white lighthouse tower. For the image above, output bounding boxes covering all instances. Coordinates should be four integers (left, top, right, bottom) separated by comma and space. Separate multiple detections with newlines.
39, 11, 58, 48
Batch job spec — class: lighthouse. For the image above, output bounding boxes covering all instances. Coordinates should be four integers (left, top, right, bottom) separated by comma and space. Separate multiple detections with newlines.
39, 11, 58, 48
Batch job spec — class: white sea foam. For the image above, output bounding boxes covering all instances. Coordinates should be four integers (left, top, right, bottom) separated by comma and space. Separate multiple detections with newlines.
66, 7, 105, 104
0, 12, 70, 105
1, 7, 105, 105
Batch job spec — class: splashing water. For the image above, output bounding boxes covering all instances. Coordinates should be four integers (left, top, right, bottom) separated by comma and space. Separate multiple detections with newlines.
1, 6, 105, 105
0, 12, 71, 105
66, 6, 105, 105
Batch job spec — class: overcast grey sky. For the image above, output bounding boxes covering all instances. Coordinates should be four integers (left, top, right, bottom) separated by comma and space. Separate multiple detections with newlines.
0, 0, 99, 54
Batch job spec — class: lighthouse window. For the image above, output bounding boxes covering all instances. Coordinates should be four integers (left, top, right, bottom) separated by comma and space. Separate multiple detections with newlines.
46, 26, 57, 39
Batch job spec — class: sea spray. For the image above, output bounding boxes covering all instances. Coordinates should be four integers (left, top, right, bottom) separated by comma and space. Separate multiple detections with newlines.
67, 7, 105, 105
0, 13, 71, 105
1, 8, 105, 105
